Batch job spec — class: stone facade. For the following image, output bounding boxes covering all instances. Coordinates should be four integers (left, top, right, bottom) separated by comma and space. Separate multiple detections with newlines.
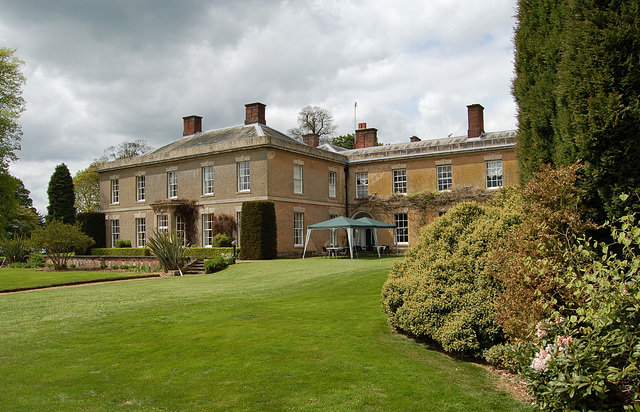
97, 102, 518, 257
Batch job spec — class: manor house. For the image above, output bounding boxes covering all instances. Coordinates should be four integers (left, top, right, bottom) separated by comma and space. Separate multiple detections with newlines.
97, 102, 518, 256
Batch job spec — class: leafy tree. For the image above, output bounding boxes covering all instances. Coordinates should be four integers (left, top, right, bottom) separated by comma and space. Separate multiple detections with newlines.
513, 0, 640, 221
100, 139, 153, 162
331, 133, 354, 149
287, 106, 338, 141
0, 48, 26, 171
211, 214, 237, 240
30, 220, 94, 269
0, 171, 40, 237
47, 163, 76, 224
73, 161, 101, 213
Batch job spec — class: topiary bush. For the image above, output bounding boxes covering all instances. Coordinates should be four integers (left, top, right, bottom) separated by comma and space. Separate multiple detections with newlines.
114, 239, 132, 248
76, 212, 106, 249
211, 233, 231, 247
381, 189, 522, 357
239, 201, 277, 260
204, 256, 228, 273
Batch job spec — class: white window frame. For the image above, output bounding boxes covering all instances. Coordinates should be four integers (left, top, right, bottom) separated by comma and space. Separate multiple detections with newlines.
111, 219, 120, 247
294, 212, 304, 247
329, 171, 336, 198
136, 218, 146, 248
202, 213, 214, 247
356, 172, 368, 198
157, 214, 169, 233
136, 175, 145, 202
293, 164, 303, 194
202, 166, 214, 195
176, 215, 186, 246
437, 165, 452, 191
167, 171, 178, 198
486, 160, 503, 189
237, 161, 250, 192
393, 169, 407, 194
394, 213, 409, 244
110, 179, 119, 204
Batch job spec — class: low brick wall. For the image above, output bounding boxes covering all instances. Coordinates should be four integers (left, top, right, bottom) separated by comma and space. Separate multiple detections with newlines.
65, 255, 161, 270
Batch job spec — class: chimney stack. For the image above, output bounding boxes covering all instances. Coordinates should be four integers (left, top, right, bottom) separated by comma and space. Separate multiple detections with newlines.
183, 115, 202, 136
410, 135, 421, 142
355, 123, 378, 149
245, 102, 266, 125
467, 104, 484, 138
303, 133, 319, 147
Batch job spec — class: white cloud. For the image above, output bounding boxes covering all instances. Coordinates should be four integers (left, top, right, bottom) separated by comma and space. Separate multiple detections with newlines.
0, 0, 518, 214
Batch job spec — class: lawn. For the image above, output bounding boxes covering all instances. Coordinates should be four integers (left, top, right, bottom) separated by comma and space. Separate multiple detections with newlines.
0, 268, 157, 293
0, 257, 531, 411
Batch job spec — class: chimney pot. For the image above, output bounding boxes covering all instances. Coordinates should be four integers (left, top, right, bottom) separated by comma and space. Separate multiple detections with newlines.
303, 133, 320, 147
183, 115, 202, 136
358, 122, 367, 129
245, 102, 266, 125
410, 135, 421, 142
467, 104, 485, 138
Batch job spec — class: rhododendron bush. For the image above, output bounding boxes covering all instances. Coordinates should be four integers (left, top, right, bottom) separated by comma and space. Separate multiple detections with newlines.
515, 211, 640, 410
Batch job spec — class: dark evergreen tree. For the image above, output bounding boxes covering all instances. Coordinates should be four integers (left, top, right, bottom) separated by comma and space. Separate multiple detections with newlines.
513, 0, 640, 221
47, 163, 76, 224
239, 201, 277, 260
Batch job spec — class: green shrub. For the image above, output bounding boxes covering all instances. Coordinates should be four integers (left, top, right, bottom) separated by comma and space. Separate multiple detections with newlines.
183, 247, 236, 259
28, 253, 45, 267
100, 264, 108, 270
204, 256, 228, 273
381, 190, 522, 357
514, 212, 640, 410
239, 201, 277, 260
114, 239, 132, 248
211, 233, 231, 247
91, 248, 151, 256
0, 235, 31, 263
76, 212, 106, 250
30, 220, 95, 270
111, 265, 119, 270
147, 230, 186, 275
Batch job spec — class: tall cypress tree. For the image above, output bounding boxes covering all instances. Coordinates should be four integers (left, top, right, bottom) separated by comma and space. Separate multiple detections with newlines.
513, 0, 640, 221
47, 163, 76, 224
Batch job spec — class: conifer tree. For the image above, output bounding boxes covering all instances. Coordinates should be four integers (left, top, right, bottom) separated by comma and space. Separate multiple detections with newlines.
47, 163, 76, 224
513, 0, 640, 221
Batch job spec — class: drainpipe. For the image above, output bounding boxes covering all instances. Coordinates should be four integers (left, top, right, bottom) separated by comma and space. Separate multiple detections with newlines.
344, 165, 349, 217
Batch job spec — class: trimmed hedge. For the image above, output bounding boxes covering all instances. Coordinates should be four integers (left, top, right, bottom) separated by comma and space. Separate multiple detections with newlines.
239, 201, 277, 260
184, 247, 237, 259
77, 212, 106, 250
91, 247, 237, 259
91, 248, 151, 256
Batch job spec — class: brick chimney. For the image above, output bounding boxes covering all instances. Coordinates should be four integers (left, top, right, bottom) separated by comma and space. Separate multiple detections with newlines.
467, 104, 484, 138
410, 135, 421, 142
245, 102, 266, 125
183, 115, 202, 136
303, 133, 319, 147
355, 122, 378, 149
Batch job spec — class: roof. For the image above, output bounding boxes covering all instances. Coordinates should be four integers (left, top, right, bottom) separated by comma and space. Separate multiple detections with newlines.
307, 216, 373, 229
149, 123, 298, 155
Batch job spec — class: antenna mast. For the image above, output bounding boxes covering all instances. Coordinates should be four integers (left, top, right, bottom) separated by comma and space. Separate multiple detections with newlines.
354, 102, 357, 130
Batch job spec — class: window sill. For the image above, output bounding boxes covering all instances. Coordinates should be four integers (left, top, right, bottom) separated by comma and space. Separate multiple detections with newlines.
236, 190, 251, 195
201, 193, 215, 198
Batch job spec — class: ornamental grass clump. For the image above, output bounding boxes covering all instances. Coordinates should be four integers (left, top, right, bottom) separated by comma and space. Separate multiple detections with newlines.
146, 230, 186, 276
0, 234, 31, 264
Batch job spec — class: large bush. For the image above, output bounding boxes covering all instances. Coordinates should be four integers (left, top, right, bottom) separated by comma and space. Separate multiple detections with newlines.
0, 234, 30, 263
381, 190, 522, 356
30, 220, 95, 269
76, 212, 106, 249
492, 163, 594, 340
515, 211, 640, 410
146, 230, 186, 275
239, 201, 277, 260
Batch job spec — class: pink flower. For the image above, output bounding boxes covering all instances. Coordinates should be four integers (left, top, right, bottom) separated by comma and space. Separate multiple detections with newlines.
555, 335, 573, 351
531, 348, 552, 372
536, 322, 547, 339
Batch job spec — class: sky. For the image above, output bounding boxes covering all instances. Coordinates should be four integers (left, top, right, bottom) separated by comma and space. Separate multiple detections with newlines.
1, 0, 518, 214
